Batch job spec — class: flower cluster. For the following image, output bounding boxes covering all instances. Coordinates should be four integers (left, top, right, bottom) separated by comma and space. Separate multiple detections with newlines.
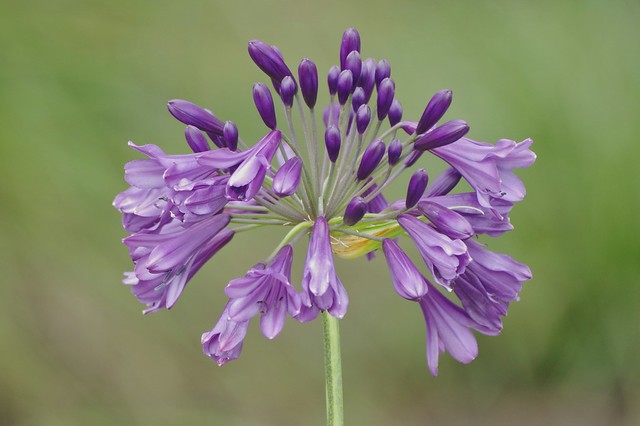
114, 28, 535, 375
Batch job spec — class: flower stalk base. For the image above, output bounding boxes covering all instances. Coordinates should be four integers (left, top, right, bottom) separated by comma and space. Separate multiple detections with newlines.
322, 311, 344, 426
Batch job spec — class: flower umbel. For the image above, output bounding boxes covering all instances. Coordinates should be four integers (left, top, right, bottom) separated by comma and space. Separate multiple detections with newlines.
114, 27, 535, 376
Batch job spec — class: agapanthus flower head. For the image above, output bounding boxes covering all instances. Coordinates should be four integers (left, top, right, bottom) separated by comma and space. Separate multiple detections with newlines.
115, 27, 535, 375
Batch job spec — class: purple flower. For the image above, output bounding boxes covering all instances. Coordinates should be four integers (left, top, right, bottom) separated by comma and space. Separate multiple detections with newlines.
225, 245, 301, 339
202, 304, 250, 366
299, 216, 349, 320
115, 27, 534, 372
419, 280, 480, 376
398, 214, 471, 287
432, 137, 536, 211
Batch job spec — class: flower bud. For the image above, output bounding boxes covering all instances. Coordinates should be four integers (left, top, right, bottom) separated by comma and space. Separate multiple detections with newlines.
415, 89, 453, 135
272, 157, 303, 197
405, 168, 429, 209
357, 139, 385, 180
340, 28, 361, 69
324, 125, 341, 162
223, 121, 239, 151
248, 40, 295, 85
418, 201, 474, 240
382, 239, 428, 300
388, 99, 403, 126
376, 78, 395, 120
184, 125, 211, 153
337, 70, 353, 105
358, 58, 377, 102
168, 99, 224, 135
279, 76, 296, 108
327, 65, 340, 96
345, 51, 362, 83
375, 59, 391, 87
298, 59, 318, 109
404, 150, 422, 167
356, 105, 371, 134
388, 138, 403, 166
414, 120, 469, 151
323, 103, 340, 127
351, 87, 366, 112
253, 83, 277, 130
343, 196, 368, 226
425, 167, 461, 197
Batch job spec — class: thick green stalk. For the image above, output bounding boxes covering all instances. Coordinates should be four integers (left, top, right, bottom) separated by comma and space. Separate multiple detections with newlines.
322, 312, 344, 426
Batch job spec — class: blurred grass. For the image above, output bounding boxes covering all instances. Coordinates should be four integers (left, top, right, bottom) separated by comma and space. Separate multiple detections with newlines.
1, 0, 639, 425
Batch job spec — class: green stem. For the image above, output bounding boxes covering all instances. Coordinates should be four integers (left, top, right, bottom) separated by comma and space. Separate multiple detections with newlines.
322, 312, 344, 426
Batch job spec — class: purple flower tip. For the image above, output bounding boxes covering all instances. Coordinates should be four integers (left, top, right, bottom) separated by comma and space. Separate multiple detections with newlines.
223, 121, 239, 151
279, 76, 297, 108
356, 104, 371, 135
376, 78, 395, 120
272, 157, 302, 197
248, 40, 294, 85
388, 99, 403, 127
325, 125, 341, 162
253, 82, 277, 130
387, 138, 403, 166
337, 70, 354, 105
298, 58, 318, 109
184, 125, 211, 153
357, 139, 386, 180
418, 201, 474, 240
375, 59, 391, 87
345, 51, 362, 83
343, 196, 368, 226
168, 99, 224, 135
416, 89, 453, 135
351, 87, 366, 112
327, 65, 340, 96
406, 168, 429, 209
382, 239, 428, 300
414, 119, 469, 151
340, 28, 361, 70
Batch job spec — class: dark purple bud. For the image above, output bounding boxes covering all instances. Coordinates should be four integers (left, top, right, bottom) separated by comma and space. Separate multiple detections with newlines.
337, 70, 353, 105
343, 196, 368, 226
279, 76, 296, 108
425, 167, 462, 197
298, 59, 318, 109
345, 51, 362, 83
253, 83, 277, 129
357, 139, 386, 180
414, 120, 469, 151
324, 125, 341, 162
376, 78, 395, 120
223, 121, 238, 151
405, 168, 429, 209
168, 99, 224, 134
328, 65, 340, 96
356, 105, 371, 134
248, 40, 294, 85
352, 87, 366, 112
415, 89, 453, 135
340, 28, 361, 70
184, 125, 210, 153
404, 150, 422, 167
387, 138, 403, 166
358, 58, 377, 102
388, 99, 403, 126
375, 59, 391, 87
418, 201, 474, 240
272, 157, 302, 197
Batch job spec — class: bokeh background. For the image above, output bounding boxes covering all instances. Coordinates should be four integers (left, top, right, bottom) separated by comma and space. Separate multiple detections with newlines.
1, 0, 639, 425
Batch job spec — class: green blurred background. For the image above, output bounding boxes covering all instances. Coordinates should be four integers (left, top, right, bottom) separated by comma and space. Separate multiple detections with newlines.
1, 0, 639, 424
